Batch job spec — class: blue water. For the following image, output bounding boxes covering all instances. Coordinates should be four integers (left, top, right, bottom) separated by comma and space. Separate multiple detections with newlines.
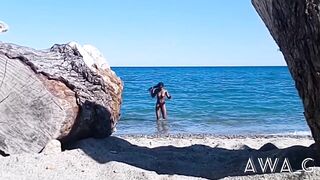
112, 67, 309, 135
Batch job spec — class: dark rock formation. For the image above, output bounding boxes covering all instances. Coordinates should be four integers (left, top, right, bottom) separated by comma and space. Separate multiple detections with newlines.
252, 0, 320, 144
0, 42, 123, 155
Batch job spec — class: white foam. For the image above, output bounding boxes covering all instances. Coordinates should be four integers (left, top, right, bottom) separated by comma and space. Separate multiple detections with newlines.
289, 131, 311, 136
68, 42, 110, 71
0, 21, 9, 33
271, 131, 311, 136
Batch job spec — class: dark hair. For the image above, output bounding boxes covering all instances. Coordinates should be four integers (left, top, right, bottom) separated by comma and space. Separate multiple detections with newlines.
158, 82, 164, 87
150, 82, 165, 98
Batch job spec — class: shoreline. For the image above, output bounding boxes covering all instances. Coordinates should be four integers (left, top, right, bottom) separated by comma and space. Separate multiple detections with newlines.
118, 134, 315, 152
116, 133, 313, 139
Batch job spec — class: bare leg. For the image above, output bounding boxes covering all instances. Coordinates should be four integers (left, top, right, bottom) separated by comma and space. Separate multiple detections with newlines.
157, 120, 169, 134
155, 104, 161, 120
156, 120, 163, 133
161, 104, 167, 120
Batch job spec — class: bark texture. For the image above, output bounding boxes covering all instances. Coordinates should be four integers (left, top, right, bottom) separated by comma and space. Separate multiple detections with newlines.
0, 42, 123, 155
252, 0, 320, 142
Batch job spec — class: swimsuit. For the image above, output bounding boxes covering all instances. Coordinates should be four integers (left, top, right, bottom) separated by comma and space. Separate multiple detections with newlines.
157, 101, 165, 105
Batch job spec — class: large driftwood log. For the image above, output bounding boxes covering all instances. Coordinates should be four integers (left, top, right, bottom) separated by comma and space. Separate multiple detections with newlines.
252, 0, 320, 143
0, 42, 123, 155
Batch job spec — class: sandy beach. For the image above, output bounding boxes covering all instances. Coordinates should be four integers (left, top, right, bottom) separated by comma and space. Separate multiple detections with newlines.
0, 135, 318, 180
2, 0, 320, 180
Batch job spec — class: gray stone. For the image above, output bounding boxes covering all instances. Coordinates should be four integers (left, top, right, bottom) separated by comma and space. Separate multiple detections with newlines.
41, 139, 62, 155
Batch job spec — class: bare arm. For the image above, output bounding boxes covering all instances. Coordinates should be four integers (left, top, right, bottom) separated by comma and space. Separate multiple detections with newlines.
166, 90, 171, 99
150, 87, 157, 98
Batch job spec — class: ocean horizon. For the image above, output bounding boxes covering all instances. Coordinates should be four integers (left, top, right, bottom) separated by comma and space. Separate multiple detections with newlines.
112, 66, 310, 136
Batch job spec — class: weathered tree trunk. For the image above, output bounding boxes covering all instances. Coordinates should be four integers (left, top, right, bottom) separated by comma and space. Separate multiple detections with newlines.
252, 0, 320, 143
0, 42, 123, 155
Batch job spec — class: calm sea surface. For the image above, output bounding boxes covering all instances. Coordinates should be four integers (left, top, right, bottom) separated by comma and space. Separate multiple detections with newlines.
112, 67, 309, 135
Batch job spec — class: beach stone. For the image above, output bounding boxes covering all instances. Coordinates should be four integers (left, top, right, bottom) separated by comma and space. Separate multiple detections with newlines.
42, 140, 61, 155
252, 0, 320, 144
0, 42, 123, 155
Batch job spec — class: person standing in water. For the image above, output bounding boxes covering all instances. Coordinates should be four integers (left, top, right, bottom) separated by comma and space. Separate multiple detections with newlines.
149, 82, 171, 120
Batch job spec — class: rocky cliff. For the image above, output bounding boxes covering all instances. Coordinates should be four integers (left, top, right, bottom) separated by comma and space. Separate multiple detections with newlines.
0, 42, 123, 155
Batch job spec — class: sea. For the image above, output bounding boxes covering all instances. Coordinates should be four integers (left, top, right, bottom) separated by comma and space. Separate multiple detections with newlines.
112, 67, 310, 136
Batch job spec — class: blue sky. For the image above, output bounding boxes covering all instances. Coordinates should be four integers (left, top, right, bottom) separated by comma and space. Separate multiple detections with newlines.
1, 0, 285, 66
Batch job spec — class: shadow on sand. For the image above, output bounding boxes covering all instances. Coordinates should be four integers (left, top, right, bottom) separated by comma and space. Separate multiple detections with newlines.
64, 136, 319, 179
